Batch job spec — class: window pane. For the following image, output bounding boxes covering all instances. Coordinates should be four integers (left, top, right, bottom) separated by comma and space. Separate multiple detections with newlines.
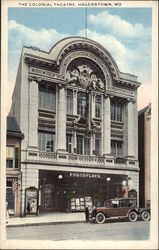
77, 136, 83, 154
39, 84, 56, 111
95, 135, 101, 156
38, 132, 55, 152
6, 159, 13, 168
7, 147, 14, 158
111, 103, 122, 122
117, 142, 122, 157
77, 92, 87, 116
84, 138, 90, 155
66, 134, 72, 153
111, 141, 122, 157
95, 96, 101, 118
67, 89, 73, 114
111, 141, 116, 157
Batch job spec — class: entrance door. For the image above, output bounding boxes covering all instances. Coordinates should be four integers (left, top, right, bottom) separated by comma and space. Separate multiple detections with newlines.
42, 184, 62, 211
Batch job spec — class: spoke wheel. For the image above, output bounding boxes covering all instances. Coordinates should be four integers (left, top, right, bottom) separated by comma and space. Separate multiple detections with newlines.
96, 213, 105, 224
142, 211, 150, 221
129, 211, 138, 222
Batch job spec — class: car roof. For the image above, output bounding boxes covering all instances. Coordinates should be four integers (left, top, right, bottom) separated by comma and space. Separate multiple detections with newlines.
109, 198, 136, 201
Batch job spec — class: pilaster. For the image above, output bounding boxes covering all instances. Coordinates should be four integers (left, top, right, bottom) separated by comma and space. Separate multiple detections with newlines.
103, 94, 111, 155
91, 93, 95, 119
127, 100, 135, 157
28, 77, 39, 149
56, 84, 66, 151
73, 89, 77, 115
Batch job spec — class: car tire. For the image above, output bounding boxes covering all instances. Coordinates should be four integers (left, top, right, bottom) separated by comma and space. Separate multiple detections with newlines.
128, 211, 138, 222
141, 211, 150, 221
96, 213, 105, 224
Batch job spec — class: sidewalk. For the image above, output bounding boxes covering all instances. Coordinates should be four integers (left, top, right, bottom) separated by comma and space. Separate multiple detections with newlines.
7, 212, 86, 227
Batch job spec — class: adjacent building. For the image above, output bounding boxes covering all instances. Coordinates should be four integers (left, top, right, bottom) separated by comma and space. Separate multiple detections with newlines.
9, 37, 141, 215
138, 103, 151, 208
6, 116, 24, 216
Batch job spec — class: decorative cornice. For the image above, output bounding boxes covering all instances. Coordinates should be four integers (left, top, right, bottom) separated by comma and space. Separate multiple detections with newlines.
24, 54, 59, 71
28, 76, 42, 83
114, 78, 141, 90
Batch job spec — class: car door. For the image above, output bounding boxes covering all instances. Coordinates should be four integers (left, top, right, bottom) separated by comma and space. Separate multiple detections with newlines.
119, 199, 130, 216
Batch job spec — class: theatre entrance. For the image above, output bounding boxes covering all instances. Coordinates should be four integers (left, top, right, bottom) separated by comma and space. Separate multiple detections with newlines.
41, 184, 62, 210
39, 170, 127, 212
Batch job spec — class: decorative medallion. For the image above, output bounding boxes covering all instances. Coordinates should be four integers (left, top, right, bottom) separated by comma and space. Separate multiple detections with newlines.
66, 65, 105, 91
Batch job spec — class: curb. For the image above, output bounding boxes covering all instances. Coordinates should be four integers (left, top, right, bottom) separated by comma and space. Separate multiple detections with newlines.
7, 220, 86, 228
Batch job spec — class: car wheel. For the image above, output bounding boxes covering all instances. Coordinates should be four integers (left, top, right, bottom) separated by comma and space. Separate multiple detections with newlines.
128, 211, 138, 222
96, 213, 105, 224
142, 211, 150, 221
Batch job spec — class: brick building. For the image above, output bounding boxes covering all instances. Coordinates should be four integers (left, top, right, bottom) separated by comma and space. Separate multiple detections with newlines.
6, 116, 24, 216
9, 37, 141, 215
138, 104, 151, 208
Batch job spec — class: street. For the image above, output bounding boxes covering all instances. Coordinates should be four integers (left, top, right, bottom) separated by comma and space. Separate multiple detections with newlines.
7, 220, 150, 241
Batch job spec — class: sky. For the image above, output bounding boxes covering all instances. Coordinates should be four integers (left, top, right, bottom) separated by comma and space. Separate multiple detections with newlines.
8, 7, 152, 113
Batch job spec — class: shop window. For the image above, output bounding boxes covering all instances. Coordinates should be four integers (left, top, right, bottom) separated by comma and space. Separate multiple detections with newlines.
38, 132, 55, 152
6, 146, 19, 169
95, 95, 101, 118
39, 83, 56, 111
77, 135, 90, 155
67, 89, 73, 115
111, 141, 123, 158
77, 92, 87, 116
66, 134, 72, 153
95, 134, 101, 156
111, 102, 123, 122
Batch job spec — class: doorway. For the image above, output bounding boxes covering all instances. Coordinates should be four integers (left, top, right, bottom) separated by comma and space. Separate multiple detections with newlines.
41, 184, 62, 211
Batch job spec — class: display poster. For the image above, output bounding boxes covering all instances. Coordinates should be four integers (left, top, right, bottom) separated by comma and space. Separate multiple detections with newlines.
25, 187, 39, 215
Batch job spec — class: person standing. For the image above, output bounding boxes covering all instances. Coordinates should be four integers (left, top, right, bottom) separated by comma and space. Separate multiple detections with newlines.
85, 206, 89, 222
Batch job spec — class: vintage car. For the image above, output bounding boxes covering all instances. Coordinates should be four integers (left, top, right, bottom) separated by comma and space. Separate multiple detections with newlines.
90, 198, 141, 224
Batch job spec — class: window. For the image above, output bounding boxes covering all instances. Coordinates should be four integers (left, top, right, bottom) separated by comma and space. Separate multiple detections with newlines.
77, 135, 90, 155
84, 138, 90, 155
67, 89, 73, 114
95, 95, 101, 118
111, 103, 123, 122
39, 84, 56, 111
77, 92, 87, 116
6, 146, 19, 169
111, 141, 122, 158
66, 134, 72, 153
38, 132, 55, 152
95, 134, 101, 156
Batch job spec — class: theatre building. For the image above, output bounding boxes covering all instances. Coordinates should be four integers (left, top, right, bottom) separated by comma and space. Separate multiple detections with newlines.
9, 37, 141, 215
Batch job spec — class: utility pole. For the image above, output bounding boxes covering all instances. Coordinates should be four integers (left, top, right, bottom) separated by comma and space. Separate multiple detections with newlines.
85, 7, 87, 38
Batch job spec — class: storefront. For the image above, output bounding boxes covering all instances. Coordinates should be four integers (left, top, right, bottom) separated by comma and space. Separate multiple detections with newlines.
6, 176, 21, 216
39, 170, 127, 212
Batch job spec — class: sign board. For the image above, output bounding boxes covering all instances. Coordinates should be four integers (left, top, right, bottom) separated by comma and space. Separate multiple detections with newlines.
24, 187, 39, 215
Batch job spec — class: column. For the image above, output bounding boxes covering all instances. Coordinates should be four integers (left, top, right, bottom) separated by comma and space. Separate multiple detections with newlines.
127, 101, 135, 156
56, 85, 66, 151
133, 101, 138, 159
73, 90, 77, 115
103, 95, 111, 155
28, 78, 39, 148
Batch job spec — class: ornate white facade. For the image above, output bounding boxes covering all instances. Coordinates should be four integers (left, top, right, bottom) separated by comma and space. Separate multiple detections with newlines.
10, 37, 141, 215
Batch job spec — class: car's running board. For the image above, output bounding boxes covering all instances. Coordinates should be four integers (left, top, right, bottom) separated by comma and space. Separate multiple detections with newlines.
105, 216, 127, 220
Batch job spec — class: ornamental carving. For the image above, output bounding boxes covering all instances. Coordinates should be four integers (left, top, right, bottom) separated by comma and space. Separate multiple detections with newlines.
66, 65, 105, 91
